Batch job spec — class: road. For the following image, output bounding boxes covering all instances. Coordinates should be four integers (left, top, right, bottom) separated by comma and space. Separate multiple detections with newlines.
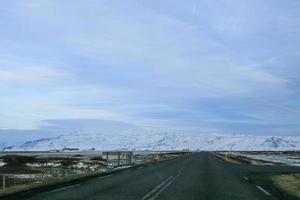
4, 152, 300, 200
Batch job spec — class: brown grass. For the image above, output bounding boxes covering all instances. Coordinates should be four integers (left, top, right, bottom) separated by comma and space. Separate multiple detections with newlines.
272, 173, 300, 199
212, 153, 242, 164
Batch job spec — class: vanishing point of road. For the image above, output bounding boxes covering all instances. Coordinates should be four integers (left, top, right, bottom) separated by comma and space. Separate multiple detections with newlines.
5, 152, 300, 200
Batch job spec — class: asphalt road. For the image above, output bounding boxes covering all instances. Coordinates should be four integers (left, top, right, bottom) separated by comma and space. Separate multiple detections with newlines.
5, 152, 300, 200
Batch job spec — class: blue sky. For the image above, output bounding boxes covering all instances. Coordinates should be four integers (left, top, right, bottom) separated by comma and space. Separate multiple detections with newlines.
0, 0, 300, 135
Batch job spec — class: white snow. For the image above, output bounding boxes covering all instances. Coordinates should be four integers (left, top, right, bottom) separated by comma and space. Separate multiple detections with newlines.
4, 130, 300, 151
26, 162, 61, 167
236, 153, 300, 167
0, 161, 6, 167
9, 174, 51, 179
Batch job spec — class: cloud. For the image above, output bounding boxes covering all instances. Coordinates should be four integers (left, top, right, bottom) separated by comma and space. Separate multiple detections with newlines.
0, 53, 73, 86
0, 66, 71, 84
0, 0, 299, 135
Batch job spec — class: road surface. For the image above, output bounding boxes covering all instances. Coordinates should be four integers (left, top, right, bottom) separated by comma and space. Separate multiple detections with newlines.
4, 152, 300, 200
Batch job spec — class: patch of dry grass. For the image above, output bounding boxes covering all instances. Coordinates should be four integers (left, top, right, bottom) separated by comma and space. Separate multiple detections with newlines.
272, 173, 300, 199
214, 152, 284, 166
212, 153, 242, 164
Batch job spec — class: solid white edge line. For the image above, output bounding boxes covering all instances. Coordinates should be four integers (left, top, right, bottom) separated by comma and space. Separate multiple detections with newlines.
256, 185, 271, 196
50, 184, 81, 193
97, 174, 113, 179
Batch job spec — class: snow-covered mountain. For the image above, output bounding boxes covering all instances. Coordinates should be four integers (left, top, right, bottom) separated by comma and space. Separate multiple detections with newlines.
4, 131, 300, 151
1, 119, 300, 151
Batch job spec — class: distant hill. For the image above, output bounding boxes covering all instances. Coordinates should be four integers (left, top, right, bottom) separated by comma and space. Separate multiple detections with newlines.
1, 119, 300, 151
0, 119, 142, 148
4, 131, 300, 151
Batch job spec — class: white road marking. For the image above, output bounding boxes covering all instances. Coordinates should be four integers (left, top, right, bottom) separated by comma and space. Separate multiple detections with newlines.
97, 174, 113, 179
50, 184, 81, 193
148, 175, 177, 200
243, 176, 249, 181
178, 168, 184, 173
142, 176, 174, 200
142, 171, 182, 200
256, 186, 271, 196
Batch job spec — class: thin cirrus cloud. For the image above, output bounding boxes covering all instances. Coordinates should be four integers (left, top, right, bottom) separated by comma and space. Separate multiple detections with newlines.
0, 66, 71, 84
0, 0, 299, 135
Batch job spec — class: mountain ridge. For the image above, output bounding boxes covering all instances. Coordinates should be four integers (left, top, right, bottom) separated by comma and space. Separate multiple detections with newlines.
2, 120, 299, 151
3, 131, 300, 151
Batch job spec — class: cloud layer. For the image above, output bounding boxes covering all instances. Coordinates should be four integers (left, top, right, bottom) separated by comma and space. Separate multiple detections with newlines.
0, 0, 300, 135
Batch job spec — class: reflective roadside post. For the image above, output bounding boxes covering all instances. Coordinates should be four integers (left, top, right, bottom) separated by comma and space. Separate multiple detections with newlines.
2, 175, 5, 190
156, 154, 160, 161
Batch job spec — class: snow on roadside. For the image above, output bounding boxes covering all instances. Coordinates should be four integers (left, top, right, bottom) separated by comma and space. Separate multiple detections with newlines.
232, 153, 300, 167
9, 174, 51, 179
26, 162, 61, 167
0, 161, 6, 167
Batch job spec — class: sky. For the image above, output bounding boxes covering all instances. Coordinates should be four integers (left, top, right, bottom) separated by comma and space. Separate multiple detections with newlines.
0, 0, 300, 136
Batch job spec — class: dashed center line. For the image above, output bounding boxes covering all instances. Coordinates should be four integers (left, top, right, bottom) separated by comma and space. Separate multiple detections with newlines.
142, 176, 174, 200
178, 167, 184, 173
256, 185, 271, 196
243, 176, 249, 181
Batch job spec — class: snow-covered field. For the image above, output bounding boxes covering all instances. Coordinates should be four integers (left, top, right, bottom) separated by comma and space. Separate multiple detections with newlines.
236, 153, 300, 167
